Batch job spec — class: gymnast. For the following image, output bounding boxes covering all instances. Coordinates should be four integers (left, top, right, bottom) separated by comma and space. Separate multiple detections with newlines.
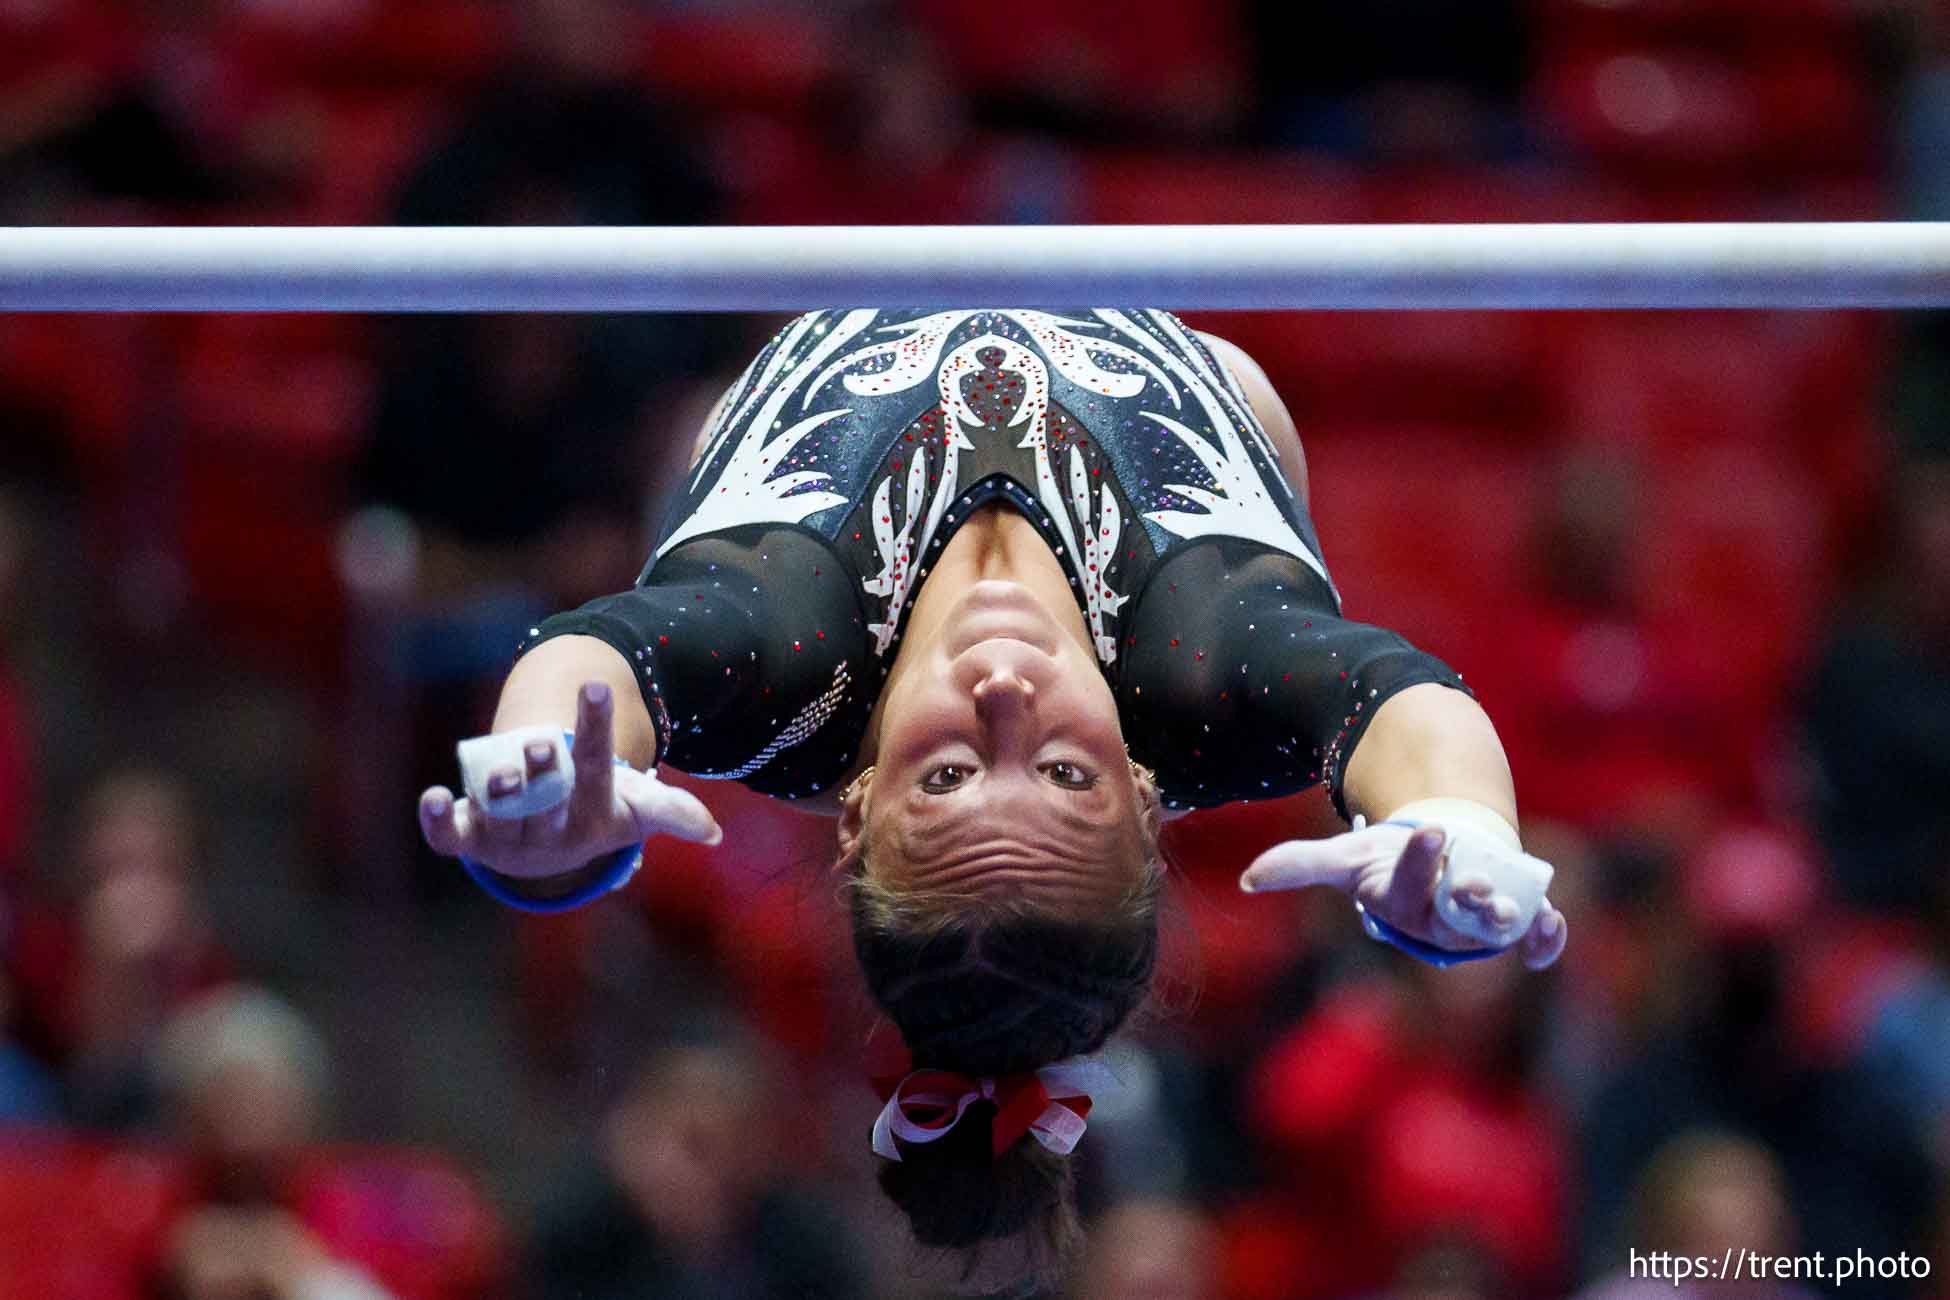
415, 308, 1566, 1265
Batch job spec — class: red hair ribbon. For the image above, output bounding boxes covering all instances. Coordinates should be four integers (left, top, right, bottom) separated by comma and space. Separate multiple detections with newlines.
868, 1034, 1118, 1162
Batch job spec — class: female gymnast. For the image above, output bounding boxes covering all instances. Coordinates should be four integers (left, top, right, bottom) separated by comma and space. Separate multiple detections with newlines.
415, 309, 1567, 1269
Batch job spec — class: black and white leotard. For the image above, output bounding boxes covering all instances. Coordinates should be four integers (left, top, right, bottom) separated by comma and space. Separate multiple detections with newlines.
519, 309, 1468, 816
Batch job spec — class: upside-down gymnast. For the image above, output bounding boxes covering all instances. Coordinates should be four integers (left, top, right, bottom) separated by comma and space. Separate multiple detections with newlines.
415, 309, 1568, 1267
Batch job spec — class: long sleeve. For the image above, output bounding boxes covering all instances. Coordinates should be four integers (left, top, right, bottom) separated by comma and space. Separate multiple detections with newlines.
1118, 538, 1471, 818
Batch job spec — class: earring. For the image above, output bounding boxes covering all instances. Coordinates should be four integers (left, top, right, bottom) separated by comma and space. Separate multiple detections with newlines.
1125, 747, 1156, 787
842, 765, 876, 803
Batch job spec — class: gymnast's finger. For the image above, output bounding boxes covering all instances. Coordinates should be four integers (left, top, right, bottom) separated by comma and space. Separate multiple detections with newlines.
1240, 836, 1360, 894
447, 795, 523, 860
523, 737, 557, 780
1448, 873, 1519, 930
1385, 827, 1447, 906
633, 778, 724, 846
478, 788, 524, 847
419, 787, 462, 856
569, 682, 616, 816
1520, 903, 1568, 971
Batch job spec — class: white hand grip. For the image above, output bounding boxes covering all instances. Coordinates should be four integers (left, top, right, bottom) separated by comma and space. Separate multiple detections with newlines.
457, 725, 574, 820
1433, 824, 1554, 946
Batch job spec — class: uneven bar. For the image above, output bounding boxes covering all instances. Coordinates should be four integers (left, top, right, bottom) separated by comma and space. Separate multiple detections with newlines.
2, 223, 1949, 312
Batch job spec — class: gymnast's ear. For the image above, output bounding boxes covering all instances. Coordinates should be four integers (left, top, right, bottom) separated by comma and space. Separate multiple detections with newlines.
835, 767, 874, 867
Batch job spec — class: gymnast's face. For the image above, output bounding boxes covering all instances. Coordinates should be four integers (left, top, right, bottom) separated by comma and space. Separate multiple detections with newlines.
845, 581, 1150, 912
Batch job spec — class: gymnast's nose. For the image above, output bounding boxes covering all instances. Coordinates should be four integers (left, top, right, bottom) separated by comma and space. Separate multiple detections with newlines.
971, 663, 1036, 719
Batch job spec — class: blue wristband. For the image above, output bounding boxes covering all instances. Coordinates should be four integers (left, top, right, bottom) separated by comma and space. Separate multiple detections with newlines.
1351, 817, 1502, 967
457, 731, 643, 914
1352, 902, 1501, 967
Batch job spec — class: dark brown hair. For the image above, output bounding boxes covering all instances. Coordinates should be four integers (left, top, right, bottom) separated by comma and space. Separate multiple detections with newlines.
846, 827, 1163, 1285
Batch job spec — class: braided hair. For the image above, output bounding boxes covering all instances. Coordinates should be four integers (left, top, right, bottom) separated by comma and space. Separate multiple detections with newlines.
846, 822, 1163, 1285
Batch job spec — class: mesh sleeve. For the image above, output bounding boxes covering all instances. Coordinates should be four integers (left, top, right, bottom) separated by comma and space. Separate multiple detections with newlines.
1118, 539, 1472, 819
514, 525, 871, 793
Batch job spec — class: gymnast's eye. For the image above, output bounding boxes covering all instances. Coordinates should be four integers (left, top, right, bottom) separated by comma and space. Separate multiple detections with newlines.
1041, 761, 1098, 789
921, 764, 972, 793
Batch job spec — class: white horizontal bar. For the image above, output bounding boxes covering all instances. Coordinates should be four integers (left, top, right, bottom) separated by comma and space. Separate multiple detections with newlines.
2, 224, 1949, 312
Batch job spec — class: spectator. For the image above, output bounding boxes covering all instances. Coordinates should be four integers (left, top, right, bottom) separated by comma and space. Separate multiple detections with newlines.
353, 1, 745, 897
0, 0, 309, 222
738, 8, 1000, 227
1072, 1196, 1218, 1300
1801, 452, 1950, 912
359, 0, 737, 605
1247, 0, 1530, 161
1237, 957, 1569, 1300
149, 984, 398, 1300
911, 0, 1248, 145
1478, 448, 1752, 830
1381, 1235, 1507, 1300
1855, 864, 1950, 1167
527, 1040, 865, 1300
0, 489, 35, 884
1888, 0, 1950, 465
1572, 1131, 1816, 1300
1577, 876, 1934, 1296
0, 962, 60, 1125
6, 767, 232, 1128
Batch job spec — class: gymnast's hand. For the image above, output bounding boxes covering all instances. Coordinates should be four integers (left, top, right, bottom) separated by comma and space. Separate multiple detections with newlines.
416, 682, 723, 882
1240, 820, 1568, 970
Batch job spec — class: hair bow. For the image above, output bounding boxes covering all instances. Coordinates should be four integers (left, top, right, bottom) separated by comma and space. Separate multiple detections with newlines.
870, 1059, 1119, 1162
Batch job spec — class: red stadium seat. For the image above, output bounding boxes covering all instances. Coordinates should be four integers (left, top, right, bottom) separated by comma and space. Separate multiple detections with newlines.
644, 776, 849, 1064
639, 10, 836, 114
1787, 911, 1932, 1064
1243, 982, 1571, 1294
1531, 0, 1861, 45
297, 1147, 508, 1300
303, 93, 454, 225
1363, 165, 1646, 224
224, 2, 509, 95
0, 0, 127, 91
0, 316, 150, 467
513, 773, 845, 1071
914, 0, 1247, 129
1545, 310, 1882, 551
1152, 793, 1334, 1039
0, 1131, 174, 1300
1076, 152, 1367, 225
1220, 1194, 1374, 1300
1199, 312, 1553, 438
0, 1133, 505, 1300
1300, 426, 1537, 671
1546, 313, 1809, 452
1750, 49, 1877, 172
1534, 39, 1873, 179
1635, 442, 1829, 698
1535, 47, 1766, 173
170, 316, 374, 664
1367, 1076, 1569, 1285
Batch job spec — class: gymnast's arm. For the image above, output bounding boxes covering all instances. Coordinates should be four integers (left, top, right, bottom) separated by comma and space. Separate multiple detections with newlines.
1193, 332, 1563, 965
1199, 329, 1517, 831
1257, 637, 1567, 963
418, 626, 722, 905
493, 634, 658, 766
1341, 683, 1519, 832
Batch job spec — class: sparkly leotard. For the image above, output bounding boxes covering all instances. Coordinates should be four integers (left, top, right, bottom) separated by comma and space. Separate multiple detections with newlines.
520, 309, 1468, 815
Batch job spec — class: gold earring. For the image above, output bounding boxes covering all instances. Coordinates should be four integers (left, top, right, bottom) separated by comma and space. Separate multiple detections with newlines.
1125, 747, 1156, 787
842, 765, 876, 803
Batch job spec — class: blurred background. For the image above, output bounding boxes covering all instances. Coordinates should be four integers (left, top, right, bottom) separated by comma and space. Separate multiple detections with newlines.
2, 0, 1949, 1296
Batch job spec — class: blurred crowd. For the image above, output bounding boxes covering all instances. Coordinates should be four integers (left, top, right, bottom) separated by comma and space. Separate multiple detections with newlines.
3, 0, 1950, 1296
